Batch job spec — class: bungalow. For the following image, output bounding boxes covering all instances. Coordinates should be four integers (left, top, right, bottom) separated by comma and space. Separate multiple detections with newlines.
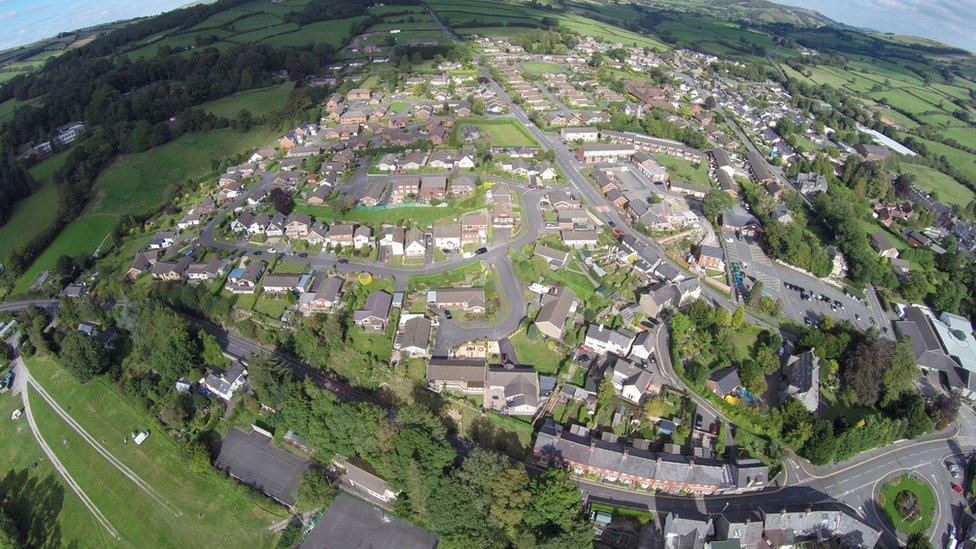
127, 249, 162, 279
430, 288, 486, 314
404, 227, 427, 258
286, 145, 320, 158
451, 174, 477, 196
375, 153, 398, 171
298, 276, 344, 315
186, 258, 229, 282
307, 185, 331, 205
561, 229, 599, 249
265, 214, 286, 237
226, 261, 265, 294
359, 182, 386, 207
307, 222, 329, 245
558, 208, 592, 230
262, 273, 313, 295
427, 150, 455, 169
354, 291, 393, 332
151, 256, 193, 281
535, 244, 569, 268
870, 232, 899, 259
485, 365, 540, 415
426, 358, 486, 394
398, 151, 429, 171
560, 127, 599, 143
432, 224, 462, 250
149, 230, 179, 250
456, 150, 477, 169
534, 286, 578, 339
396, 316, 432, 358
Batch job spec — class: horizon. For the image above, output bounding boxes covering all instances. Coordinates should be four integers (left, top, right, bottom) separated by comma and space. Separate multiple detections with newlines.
0, 0, 974, 54
772, 0, 976, 53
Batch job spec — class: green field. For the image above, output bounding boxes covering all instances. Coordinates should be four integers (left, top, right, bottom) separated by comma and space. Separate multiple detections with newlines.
509, 328, 568, 374
91, 127, 278, 217
0, 96, 43, 123
13, 214, 117, 293
202, 82, 295, 119
21, 356, 284, 547
521, 61, 563, 75
0, 146, 76, 262
654, 154, 710, 188
897, 163, 975, 207
0, 386, 112, 547
879, 475, 934, 534
458, 118, 538, 147
262, 17, 370, 48
916, 138, 976, 186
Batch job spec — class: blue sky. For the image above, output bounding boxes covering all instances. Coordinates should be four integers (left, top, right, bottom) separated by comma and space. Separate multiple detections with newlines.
774, 0, 976, 53
0, 0, 190, 51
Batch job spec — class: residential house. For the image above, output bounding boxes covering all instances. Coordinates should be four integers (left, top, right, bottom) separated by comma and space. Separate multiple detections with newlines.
327, 224, 356, 249
202, 362, 247, 401
696, 245, 725, 271
584, 325, 636, 356
380, 226, 405, 256
485, 364, 540, 415
534, 287, 578, 339
262, 273, 313, 295
298, 276, 344, 315
630, 331, 655, 361
404, 227, 427, 258
151, 256, 192, 281
396, 316, 432, 358
430, 288, 486, 314
707, 367, 741, 398
127, 249, 162, 279
560, 127, 599, 142
575, 143, 636, 163
353, 226, 373, 250
535, 245, 569, 268
432, 224, 462, 250
418, 174, 448, 202
285, 214, 312, 239
186, 258, 229, 282
354, 291, 393, 332
426, 358, 486, 394
634, 151, 669, 183
461, 211, 489, 245
391, 175, 421, 202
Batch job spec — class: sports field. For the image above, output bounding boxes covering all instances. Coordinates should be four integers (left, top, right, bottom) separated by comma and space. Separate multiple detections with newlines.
457, 118, 538, 147
14, 356, 285, 547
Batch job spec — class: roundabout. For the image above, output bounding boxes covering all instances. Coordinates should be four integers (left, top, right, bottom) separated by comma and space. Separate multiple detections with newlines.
878, 474, 936, 537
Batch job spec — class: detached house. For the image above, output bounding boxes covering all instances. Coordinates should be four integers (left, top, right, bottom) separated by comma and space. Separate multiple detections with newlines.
299, 276, 344, 315
584, 325, 636, 356
534, 287, 578, 340
426, 358, 486, 394
461, 211, 489, 245
485, 365, 540, 415
430, 288, 486, 314
354, 291, 393, 332
404, 227, 427, 258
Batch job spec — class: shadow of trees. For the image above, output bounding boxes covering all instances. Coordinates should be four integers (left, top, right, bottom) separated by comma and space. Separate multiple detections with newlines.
0, 468, 65, 548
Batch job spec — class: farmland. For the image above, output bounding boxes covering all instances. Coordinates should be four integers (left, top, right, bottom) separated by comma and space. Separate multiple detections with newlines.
90, 126, 279, 217
12, 214, 118, 294
0, 147, 76, 263
896, 163, 975, 208
202, 82, 295, 119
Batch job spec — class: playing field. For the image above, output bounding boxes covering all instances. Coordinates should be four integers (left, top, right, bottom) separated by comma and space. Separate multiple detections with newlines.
521, 61, 563, 75
202, 82, 295, 119
17, 356, 284, 547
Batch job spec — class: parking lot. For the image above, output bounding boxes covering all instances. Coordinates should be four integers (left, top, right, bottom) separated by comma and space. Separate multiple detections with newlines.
722, 230, 889, 333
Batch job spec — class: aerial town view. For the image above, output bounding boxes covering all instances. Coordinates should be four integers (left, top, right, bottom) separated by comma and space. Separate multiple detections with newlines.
1, 0, 976, 547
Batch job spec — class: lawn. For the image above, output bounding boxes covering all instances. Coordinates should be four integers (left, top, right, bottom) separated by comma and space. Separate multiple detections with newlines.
897, 163, 975, 208
654, 154, 710, 188
202, 82, 295, 119
294, 197, 485, 229
406, 261, 488, 292
509, 328, 568, 375
0, 96, 43, 124
457, 118, 538, 148
90, 126, 278, 217
521, 61, 562, 75
879, 475, 935, 534
0, 388, 112, 547
13, 214, 118, 294
23, 356, 284, 547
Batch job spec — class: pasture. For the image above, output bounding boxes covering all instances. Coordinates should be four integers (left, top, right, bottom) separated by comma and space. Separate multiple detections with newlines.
896, 163, 975, 208
90, 126, 278, 217
202, 82, 295, 119
13, 214, 117, 294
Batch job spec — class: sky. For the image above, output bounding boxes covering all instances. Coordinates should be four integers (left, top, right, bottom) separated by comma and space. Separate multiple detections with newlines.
773, 0, 976, 53
0, 0, 190, 51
